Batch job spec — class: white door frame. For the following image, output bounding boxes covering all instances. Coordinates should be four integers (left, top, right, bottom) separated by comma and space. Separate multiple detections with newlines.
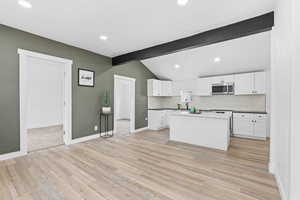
18, 49, 73, 155
114, 75, 136, 134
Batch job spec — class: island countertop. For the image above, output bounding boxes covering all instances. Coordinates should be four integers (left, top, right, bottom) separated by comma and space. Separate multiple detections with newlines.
172, 111, 231, 120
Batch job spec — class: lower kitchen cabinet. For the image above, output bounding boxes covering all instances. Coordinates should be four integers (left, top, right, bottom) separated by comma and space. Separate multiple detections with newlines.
148, 110, 180, 130
233, 113, 267, 140
148, 110, 166, 130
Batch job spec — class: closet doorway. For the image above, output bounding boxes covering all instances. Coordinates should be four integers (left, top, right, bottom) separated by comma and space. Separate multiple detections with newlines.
114, 75, 135, 136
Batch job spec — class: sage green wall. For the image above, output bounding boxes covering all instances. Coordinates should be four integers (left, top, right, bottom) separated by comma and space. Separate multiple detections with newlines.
0, 24, 156, 154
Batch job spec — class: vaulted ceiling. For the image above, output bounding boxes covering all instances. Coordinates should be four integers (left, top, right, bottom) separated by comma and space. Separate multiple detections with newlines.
0, 0, 274, 57
141, 32, 271, 81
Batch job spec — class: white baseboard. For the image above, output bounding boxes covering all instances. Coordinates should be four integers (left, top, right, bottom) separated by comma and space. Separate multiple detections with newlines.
0, 151, 27, 161
269, 161, 275, 174
70, 133, 100, 144
132, 127, 149, 133
273, 166, 288, 200
276, 174, 288, 200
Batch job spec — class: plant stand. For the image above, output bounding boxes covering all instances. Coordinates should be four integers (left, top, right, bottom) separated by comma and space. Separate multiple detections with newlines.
100, 112, 114, 138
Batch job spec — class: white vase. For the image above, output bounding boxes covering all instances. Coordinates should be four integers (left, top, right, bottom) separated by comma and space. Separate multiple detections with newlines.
102, 107, 111, 114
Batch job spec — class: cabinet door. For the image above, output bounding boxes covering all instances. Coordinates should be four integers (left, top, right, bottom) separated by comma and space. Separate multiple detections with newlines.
172, 81, 183, 96
253, 118, 267, 138
148, 111, 165, 130
155, 80, 162, 96
162, 81, 172, 96
233, 115, 253, 136
234, 73, 253, 95
211, 75, 234, 84
147, 79, 161, 96
160, 81, 167, 96
254, 72, 266, 94
196, 78, 212, 96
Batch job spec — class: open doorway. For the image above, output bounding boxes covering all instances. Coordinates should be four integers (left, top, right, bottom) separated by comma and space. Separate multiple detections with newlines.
114, 75, 135, 136
18, 49, 72, 154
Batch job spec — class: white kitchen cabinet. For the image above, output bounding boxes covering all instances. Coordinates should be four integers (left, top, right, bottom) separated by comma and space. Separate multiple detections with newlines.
253, 118, 267, 138
195, 77, 212, 96
234, 72, 266, 95
161, 81, 172, 96
211, 75, 234, 84
147, 79, 160, 96
233, 113, 253, 136
148, 110, 166, 130
172, 79, 197, 96
148, 110, 180, 130
253, 72, 266, 94
234, 73, 253, 95
147, 79, 172, 96
233, 113, 267, 139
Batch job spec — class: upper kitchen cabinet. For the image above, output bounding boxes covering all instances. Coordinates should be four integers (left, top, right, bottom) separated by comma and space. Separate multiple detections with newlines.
161, 81, 172, 96
235, 72, 266, 95
172, 79, 197, 96
195, 77, 212, 96
211, 75, 235, 84
147, 79, 172, 96
253, 72, 266, 94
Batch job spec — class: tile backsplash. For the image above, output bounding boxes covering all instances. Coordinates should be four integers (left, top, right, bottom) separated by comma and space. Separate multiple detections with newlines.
148, 95, 266, 111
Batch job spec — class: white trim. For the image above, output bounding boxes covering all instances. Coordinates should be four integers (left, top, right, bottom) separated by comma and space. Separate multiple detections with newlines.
114, 74, 136, 82
114, 75, 136, 134
70, 134, 100, 145
274, 170, 288, 200
18, 49, 73, 64
132, 127, 149, 133
0, 151, 27, 161
18, 49, 73, 156
269, 161, 275, 174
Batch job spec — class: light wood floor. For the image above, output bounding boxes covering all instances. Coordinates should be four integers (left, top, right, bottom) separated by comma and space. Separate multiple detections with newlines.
115, 119, 130, 136
0, 129, 280, 200
27, 125, 64, 152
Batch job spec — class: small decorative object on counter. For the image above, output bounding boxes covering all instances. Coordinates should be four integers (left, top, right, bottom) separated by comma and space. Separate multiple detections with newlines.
190, 107, 197, 113
102, 90, 111, 114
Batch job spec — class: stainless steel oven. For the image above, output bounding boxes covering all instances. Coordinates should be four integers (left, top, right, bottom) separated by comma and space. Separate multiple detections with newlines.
212, 83, 234, 95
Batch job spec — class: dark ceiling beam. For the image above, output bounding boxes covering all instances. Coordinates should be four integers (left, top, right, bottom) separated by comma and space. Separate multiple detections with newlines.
112, 11, 274, 66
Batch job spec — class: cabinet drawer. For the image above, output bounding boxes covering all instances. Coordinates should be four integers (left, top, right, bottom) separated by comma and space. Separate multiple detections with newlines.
233, 113, 253, 119
253, 114, 267, 119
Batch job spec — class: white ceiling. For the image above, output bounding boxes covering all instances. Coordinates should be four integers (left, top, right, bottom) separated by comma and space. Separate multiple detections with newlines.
141, 32, 271, 81
0, 0, 273, 57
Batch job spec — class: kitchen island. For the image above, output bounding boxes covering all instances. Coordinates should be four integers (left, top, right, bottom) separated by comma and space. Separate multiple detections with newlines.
169, 112, 231, 151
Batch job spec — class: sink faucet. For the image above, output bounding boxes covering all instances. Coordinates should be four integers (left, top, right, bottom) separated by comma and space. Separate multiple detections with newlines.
185, 103, 189, 110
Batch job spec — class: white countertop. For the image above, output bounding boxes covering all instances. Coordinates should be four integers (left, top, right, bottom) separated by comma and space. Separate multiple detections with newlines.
172, 111, 231, 120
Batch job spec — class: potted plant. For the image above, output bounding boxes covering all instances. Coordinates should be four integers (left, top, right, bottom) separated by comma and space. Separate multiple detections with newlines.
102, 90, 111, 113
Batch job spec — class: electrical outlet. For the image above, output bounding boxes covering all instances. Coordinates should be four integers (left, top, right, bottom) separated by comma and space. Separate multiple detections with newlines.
145, 117, 148, 121
94, 125, 98, 131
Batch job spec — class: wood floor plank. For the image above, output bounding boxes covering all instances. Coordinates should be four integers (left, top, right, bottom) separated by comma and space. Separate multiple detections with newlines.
0, 129, 280, 200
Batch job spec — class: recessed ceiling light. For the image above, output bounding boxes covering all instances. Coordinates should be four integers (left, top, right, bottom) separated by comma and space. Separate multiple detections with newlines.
177, 0, 189, 6
214, 57, 221, 63
174, 64, 181, 69
99, 35, 108, 41
18, 0, 32, 8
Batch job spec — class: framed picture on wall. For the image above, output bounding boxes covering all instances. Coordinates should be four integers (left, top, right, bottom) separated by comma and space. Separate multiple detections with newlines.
78, 68, 95, 87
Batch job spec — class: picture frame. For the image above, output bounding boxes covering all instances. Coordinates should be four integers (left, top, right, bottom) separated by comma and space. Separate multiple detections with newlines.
78, 68, 95, 87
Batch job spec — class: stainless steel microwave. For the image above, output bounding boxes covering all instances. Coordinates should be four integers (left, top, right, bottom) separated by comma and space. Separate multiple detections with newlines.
212, 83, 234, 95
